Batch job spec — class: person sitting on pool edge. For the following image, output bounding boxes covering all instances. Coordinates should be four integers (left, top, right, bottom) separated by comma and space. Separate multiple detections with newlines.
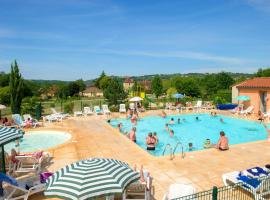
117, 123, 123, 133
188, 142, 193, 151
216, 131, 229, 151
146, 132, 156, 150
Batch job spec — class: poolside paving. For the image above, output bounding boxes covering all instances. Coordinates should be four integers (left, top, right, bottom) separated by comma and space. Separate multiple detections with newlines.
30, 111, 270, 200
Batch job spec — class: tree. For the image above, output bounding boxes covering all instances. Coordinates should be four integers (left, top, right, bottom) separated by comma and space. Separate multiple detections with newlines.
256, 68, 270, 77
68, 82, 81, 96
215, 72, 234, 90
9, 60, 24, 114
95, 71, 106, 89
0, 86, 11, 105
175, 78, 200, 97
151, 75, 163, 98
166, 87, 177, 99
0, 72, 10, 87
103, 78, 127, 105
99, 76, 111, 90
75, 79, 86, 93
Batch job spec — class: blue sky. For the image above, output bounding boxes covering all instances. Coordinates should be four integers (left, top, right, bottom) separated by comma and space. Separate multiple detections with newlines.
0, 0, 270, 80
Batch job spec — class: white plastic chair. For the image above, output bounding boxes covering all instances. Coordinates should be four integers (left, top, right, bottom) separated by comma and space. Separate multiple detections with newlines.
94, 106, 102, 115
119, 104, 126, 113
83, 107, 93, 116
3, 175, 46, 200
162, 183, 196, 200
102, 105, 111, 115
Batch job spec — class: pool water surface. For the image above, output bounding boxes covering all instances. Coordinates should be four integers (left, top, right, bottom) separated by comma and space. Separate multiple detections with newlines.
5, 130, 71, 153
110, 114, 267, 156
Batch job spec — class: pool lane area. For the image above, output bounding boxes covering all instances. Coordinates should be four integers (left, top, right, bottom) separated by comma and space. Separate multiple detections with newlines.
110, 114, 268, 156
5, 130, 71, 153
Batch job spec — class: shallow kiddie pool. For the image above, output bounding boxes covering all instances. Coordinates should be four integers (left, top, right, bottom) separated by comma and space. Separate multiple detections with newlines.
110, 114, 268, 156
5, 130, 71, 153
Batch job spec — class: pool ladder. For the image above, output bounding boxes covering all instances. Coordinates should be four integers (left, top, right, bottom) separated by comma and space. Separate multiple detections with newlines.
162, 142, 185, 160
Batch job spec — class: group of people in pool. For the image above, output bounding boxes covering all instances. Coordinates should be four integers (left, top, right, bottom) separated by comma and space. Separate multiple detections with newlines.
117, 110, 229, 151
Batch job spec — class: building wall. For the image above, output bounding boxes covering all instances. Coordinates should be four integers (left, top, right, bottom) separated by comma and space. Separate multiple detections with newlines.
231, 86, 239, 104
238, 88, 270, 113
123, 82, 134, 91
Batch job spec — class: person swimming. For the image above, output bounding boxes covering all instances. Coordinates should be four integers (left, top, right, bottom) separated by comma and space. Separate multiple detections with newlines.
165, 123, 169, 131
195, 116, 199, 121
177, 118, 180, 124
117, 123, 123, 132
220, 118, 224, 123
169, 129, 174, 137
169, 118, 175, 125
129, 127, 137, 143
204, 139, 211, 149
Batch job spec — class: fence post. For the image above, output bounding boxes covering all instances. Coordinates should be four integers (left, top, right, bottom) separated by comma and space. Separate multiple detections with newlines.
212, 186, 218, 200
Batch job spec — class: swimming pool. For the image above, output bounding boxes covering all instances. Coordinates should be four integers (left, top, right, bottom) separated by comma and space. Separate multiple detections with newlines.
110, 114, 268, 156
5, 130, 71, 153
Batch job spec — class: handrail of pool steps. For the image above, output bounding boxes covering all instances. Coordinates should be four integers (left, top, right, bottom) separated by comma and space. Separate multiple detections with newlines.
172, 142, 185, 159
162, 144, 173, 160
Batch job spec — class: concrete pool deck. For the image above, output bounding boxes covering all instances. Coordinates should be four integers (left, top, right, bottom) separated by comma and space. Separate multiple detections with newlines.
31, 110, 270, 199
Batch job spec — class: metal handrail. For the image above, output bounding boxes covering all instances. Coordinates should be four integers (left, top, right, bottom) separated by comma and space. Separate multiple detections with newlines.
162, 144, 173, 160
172, 141, 185, 159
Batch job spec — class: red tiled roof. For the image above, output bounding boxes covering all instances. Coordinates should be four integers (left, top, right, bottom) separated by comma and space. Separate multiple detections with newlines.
124, 78, 134, 83
235, 77, 270, 88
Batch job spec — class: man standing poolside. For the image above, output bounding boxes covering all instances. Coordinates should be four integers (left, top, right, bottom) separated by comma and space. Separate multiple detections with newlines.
216, 131, 229, 151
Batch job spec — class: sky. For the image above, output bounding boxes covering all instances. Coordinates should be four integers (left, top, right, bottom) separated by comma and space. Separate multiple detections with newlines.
0, 0, 270, 80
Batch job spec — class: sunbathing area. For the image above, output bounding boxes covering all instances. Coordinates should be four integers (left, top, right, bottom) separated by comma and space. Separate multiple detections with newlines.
1, 101, 270, 200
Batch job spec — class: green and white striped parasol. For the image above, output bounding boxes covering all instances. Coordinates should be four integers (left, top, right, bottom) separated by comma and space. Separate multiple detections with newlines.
0, 126, 24, 173
45, 158, 140, 200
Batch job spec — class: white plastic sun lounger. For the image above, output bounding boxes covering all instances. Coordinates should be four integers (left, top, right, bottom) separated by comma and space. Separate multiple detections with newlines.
50, 108, 69, 119
123, 170, 152, 200
162, 183, 196, 200
102, 105, 111, 115
83, 107, 93, 116
12, 114, 26, 128
119, 104, 126, 113
23, 114, 41, 128
3, 175, 46, 200
94, 106, 102, 115
222, 170, 270, 199
74, 111, 83, 117
240, 106, 254, 115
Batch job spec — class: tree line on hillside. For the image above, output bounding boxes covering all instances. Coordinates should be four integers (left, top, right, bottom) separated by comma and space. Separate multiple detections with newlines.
0, 60, 269, 113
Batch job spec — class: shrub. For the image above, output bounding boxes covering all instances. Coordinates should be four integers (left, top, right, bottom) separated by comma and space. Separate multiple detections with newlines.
64, 102, 74, 114
109, 105, 119, 112
143, 100, 149, 109
50, 102, 55, 108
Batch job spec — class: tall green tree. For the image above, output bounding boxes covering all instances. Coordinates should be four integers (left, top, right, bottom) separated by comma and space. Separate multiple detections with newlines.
151, 75, 163, 98
95, 71, 106, 89
9, 60, 24, 114
215, 72, 235, 90
103, 78, 127, 105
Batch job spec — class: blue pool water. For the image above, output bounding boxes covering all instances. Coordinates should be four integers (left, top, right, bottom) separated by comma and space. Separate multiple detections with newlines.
5, 130, 71, 153
110, 114, 268, 156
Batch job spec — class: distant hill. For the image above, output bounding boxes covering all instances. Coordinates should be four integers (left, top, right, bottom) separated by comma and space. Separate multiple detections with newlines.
85, 72, 253, 86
